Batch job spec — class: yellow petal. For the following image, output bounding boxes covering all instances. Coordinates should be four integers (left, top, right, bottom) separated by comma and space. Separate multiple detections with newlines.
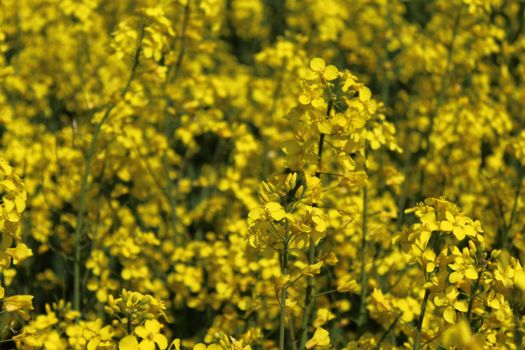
0, 180, 16, 191
433, 296, 446, 307
515, 270, 525, 290
453, 226, 465, 240
265, 202, 286, 221
310, 58, 326, 72
4, 199, 14, 212
454, 300, 468, 312
463, 225, 476, 236
420, 230, 431, 247
119, 336, 139, 350
318, 120, 332, 134
449, 271, 463, 284
323, 65, 339, 80
6, 243, 33, 265
6, 210, 19, 223
298, 94, 311, 105
426, 262, 435, 273
311, 98, 325, 109
358, 86, 371, 101
14, 196, 26, 213
420, 212, 436, 225
2, 295, 33, 312
303, 261, 324, 276
465, 267, 478, 280
422, 249, 435, 261
443, 306, 456, 324
440, 220, 454, 231
139, 339, 155, 350
170, 339, 181, 350
305, 327, 330, 349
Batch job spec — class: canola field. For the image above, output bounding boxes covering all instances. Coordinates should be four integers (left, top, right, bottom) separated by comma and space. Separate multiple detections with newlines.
1, 0, 525, 349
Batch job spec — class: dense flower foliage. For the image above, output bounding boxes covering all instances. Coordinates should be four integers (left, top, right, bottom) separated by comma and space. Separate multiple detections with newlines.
1, 0, 525, 349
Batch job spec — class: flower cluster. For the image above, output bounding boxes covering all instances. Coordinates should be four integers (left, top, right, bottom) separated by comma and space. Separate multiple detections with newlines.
1, 0, 525, 349
0, 158, 32, 323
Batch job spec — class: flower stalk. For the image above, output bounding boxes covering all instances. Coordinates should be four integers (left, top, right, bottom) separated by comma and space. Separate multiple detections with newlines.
279, 236, 289, 350
73, 26, 144, 312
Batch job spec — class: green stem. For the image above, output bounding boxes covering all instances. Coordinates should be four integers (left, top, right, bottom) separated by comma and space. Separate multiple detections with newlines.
412, 233, 442, 347
418, 7, 462, 197
466, 269, 482, 324
374, 314, 400, 350
161, 0, 191, 245
261, 60, 286, 179
172, 0, 191, 82
413, 230, 445, 348
357, 165, 369, 330
424, 8, 462, 144
73, 25, 144, 312
515, 308, 523, 350
279, 238, 289, 350
299, 102, 330, 348
299, 236, 316, 349
503, 167, 522, 249
315, 289, 338, 297
413, 288, 430, 350
289, 317, 298, 350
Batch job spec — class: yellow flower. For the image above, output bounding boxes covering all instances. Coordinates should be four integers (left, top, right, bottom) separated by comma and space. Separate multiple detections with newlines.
81, 319, 115, 350
305, 327, 330, 349
515, 269, 525, 290
370, 288, 392, 313
309, 58, 339, 81
298, 82, 325, 107
135, 319, 168, 350
439, 211, 477, 240
313, 308, 336, 328
169, 339, 181, 350
302, 261, 324, 276
441, 320, 483, 349
323, 252, 339, 265
264, 202, 286, 221
119, 335, 139, 350
448, 248, 478, 284
2, 294, 34, 320
433, 287, 468, 324
358, 86, 372, 102
6, 243, 33, 265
